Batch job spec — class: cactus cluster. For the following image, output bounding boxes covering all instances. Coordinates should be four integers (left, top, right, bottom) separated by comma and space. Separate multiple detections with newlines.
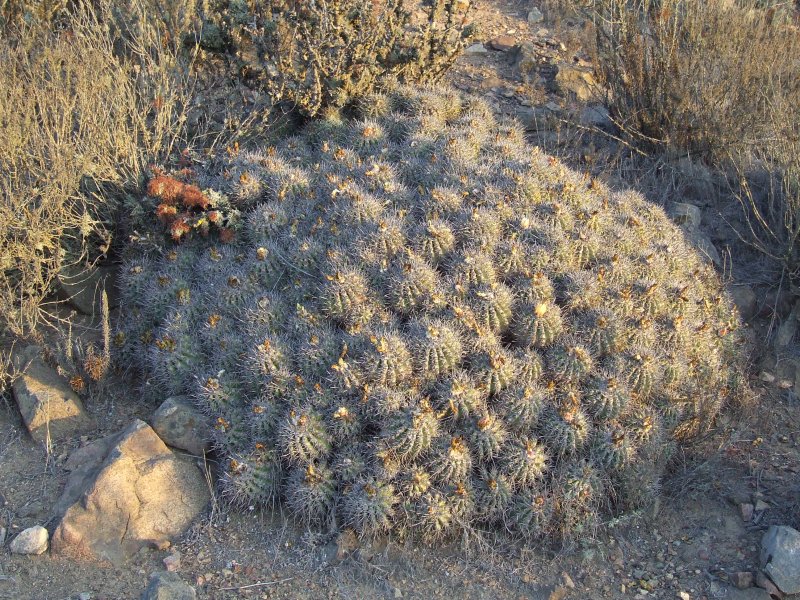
119, 83, 743, 543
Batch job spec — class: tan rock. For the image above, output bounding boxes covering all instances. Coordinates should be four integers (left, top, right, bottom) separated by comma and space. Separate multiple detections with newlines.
12, 347, 94, 444
555, 62, 601, 102
51, 420, 209, 563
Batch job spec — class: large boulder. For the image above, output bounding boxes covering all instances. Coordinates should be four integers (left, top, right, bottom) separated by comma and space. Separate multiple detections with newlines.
12, 347, 94, 445
51, 420, 209, 563
761, 525, 800, 594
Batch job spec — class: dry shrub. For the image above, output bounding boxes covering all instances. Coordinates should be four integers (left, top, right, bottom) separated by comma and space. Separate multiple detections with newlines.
581, 0, 800, 290
215, 0, 475, 117
0, 0, 193, 336
585, 0, 800, 159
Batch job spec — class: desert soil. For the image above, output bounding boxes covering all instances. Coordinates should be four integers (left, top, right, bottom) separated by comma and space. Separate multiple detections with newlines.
1, 1, 798, 599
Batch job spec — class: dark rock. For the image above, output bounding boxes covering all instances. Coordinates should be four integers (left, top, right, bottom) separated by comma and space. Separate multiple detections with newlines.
528, 7, 544, 24
580, 104, 613, 130
728, 285, 758, 322
555, 62, 600, 102
51, 420, 209, 563
761, 525, 800, 594
57, 265, 118, 316
668, 202, 703, 231
11, 346, 94, 444
150, 397, 211, 456
488, 35, 517, 52
513, 41, 539, 83
141, 572, 197, 600
732, 571, 754, 589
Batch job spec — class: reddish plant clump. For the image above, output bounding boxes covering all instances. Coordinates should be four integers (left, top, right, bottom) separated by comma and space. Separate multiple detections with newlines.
147, 174, 211, 210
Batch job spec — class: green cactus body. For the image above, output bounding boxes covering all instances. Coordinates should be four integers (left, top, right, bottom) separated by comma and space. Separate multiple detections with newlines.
341, 479, 398, 536
514, 301, 563, 348
497, 385, 548, 433
121, 83, 745, 544
279, 410, 332, 464
430, 435, 473, 484
503, 437, 548, 488
415, 490, 454, 540
221, 448, 282, 507
286, 462, 337, 524
468, 412, 508, 463
469, 283, 513, 333
408, 319, 463, 380
321, 268, 375, 329
475, 468, 513, 522
540, 392, 590, 457
583, 374, 629, 421
387, 253, 439, 314
509, 488, 554, 538
383, 398, 439, 461
360, 330, 413, 388
415, 219, 456, 265
591, 422, 636, 470
436, 370, 486, 421
548, 341, 594, 382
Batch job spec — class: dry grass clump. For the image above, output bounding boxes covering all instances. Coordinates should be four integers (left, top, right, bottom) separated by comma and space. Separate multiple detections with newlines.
579, 0, 800, 302
0, 1, 193, 336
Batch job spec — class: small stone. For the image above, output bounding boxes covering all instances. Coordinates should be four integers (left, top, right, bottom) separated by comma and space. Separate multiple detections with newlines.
677, 593, 691, 600
488, 35, 517, 52
728, 285, 758, 321
740, 503, 755, 522
164, 551, 181, 572
555, 62, 599, 102
394, 588, 403, 598
562, 572, 575, 589
756, 570, 785, 599
464, 43, 488, 55
761, 526, 800, 594
755, 499, 770, 512
141, 571, 197, 600
687, 231, 722, 267
9, 525, 49, 555
0, 525, 6, 545
732, 571, 754, 589
528, 7, 544, 24
150, 396, 211, 456
668, 202, 702, 231
760, 371, 776, 383
580, 104, 613, 130
78, 594, 92, 600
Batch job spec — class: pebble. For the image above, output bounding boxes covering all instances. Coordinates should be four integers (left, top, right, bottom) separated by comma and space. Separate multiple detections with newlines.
754, 499, 769, 512
78, 594, 92, 600
488, 35, 517, 52
164, 551, 182, 572
732, 571, 754, 589
741, 503, 755, 522
394, 587, 403, 598
9, 525, 49, 555
677, 592, 691, 600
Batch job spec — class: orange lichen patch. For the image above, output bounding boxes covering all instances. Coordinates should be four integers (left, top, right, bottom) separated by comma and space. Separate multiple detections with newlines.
181, 185, 211, 210
170, 217, 192, 241
156, 203, 178, 223
147, 174, 185, 204
147, 174, 211, 210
